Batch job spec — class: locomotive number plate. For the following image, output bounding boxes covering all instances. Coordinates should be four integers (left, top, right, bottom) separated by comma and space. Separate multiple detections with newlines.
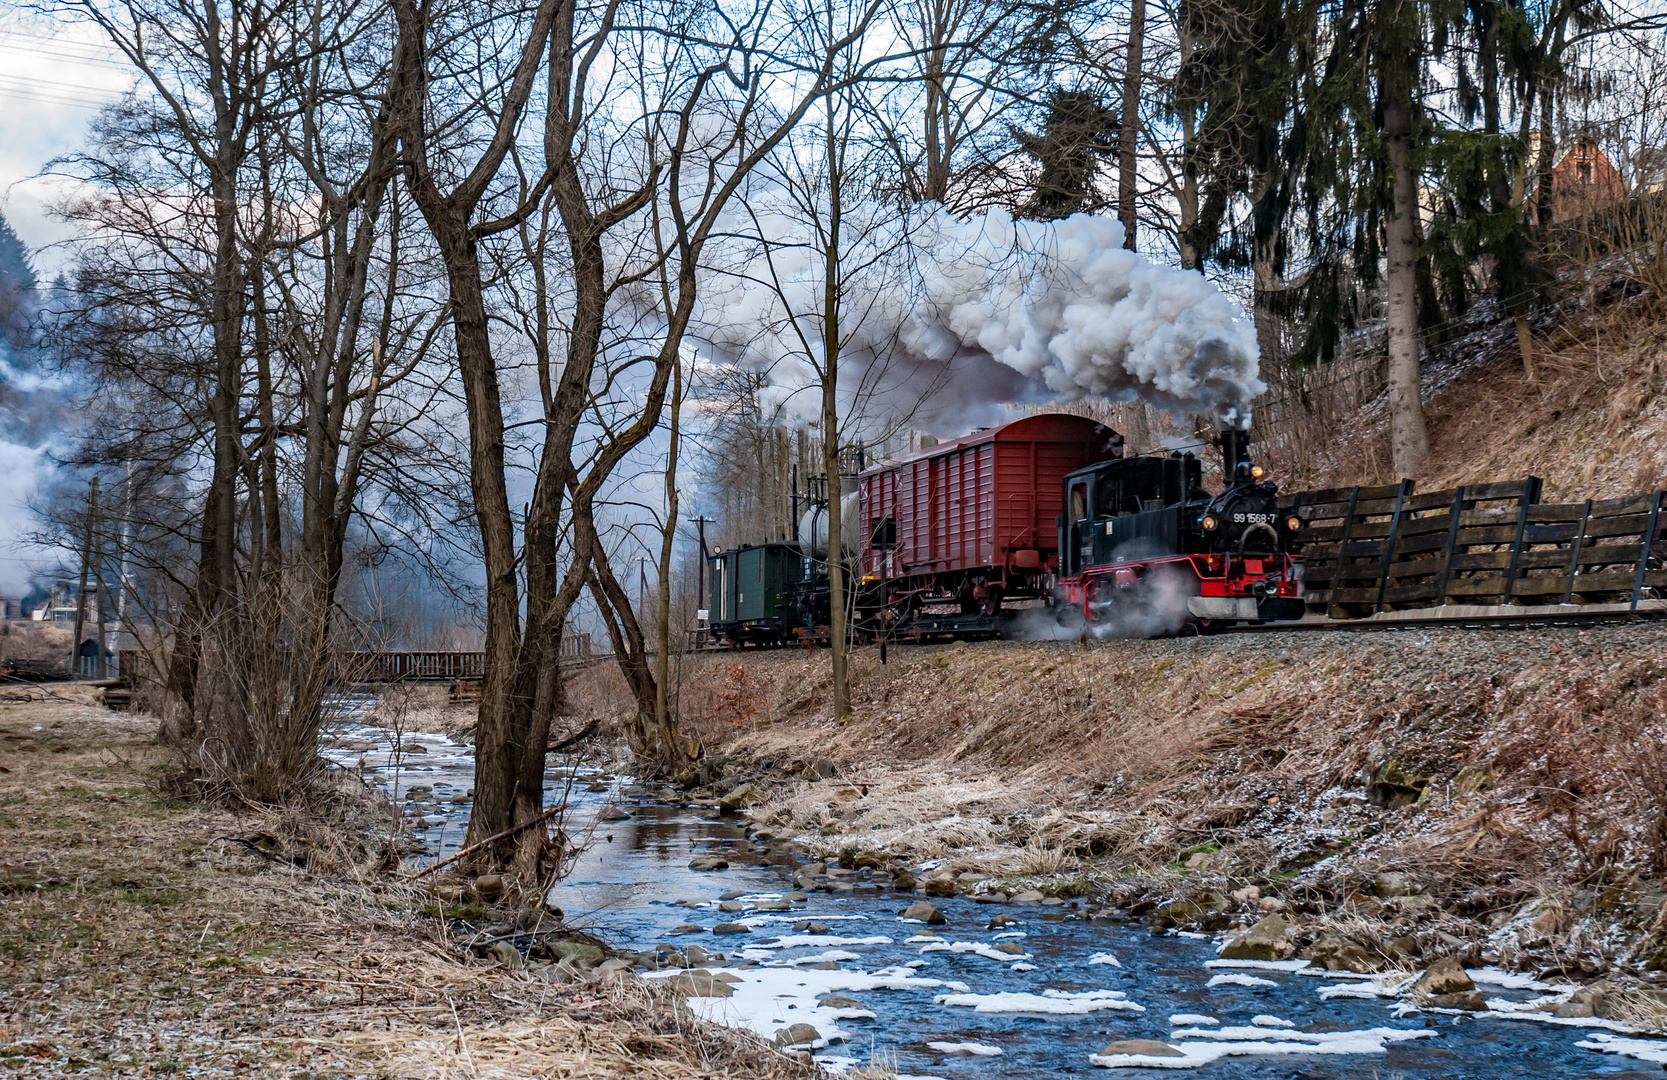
1232, 513, 1274, 524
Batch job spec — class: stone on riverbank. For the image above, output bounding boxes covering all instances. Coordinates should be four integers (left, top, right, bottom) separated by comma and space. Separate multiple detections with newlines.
1217, 914, 1294, 961
1411, 956, 1475, 998
1374, 871, 1421, 897
773, 1022, 821, 1047
1309, 930, 1376, 972
901, 901, 946, 924
548, 940, 605, 965
923, 875, 957, 897
719, 783, 764, 810
712, 922, 750, 934
664, 972, 735, 998
1009, 889, 1045, 904
689, 855, 729, 871
819, 994, 864, 1009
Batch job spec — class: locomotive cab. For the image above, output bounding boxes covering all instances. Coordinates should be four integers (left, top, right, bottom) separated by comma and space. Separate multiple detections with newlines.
1060, 453, 1201, 576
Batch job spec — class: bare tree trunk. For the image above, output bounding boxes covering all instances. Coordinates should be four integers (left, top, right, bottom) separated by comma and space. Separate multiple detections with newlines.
1252, 233, 1284, 365
390, 0, 558, 866
822, 117, 851, 721
1118, 0, 1145, 250
1533, 22, 1563, 234
1381, 53, 1429, 477
655, 337, 683, 771
1176, 12, 1200, 271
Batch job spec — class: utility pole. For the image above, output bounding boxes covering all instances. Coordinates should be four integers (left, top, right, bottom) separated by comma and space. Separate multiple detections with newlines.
690, 515, 714, 618
69, 478, 99, 679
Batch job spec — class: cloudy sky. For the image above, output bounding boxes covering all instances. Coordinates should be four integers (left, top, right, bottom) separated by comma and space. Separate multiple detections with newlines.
0, 14, 134, 596
0, 12, 134, 257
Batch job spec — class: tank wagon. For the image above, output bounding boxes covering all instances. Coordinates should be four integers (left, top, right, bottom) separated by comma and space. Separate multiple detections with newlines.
705, 413, 1306, 644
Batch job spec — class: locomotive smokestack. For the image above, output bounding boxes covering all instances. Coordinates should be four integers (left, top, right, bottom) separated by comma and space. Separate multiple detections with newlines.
1219, 428, 1250, 480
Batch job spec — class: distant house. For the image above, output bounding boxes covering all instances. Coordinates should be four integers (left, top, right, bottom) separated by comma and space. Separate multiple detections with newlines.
1539, 135, 1625, 224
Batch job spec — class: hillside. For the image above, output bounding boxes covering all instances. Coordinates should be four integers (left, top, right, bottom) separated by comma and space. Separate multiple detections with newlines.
1266, 293, 1667, 503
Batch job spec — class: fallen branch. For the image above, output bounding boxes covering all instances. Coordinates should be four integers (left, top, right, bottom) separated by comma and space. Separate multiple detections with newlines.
548, 718, 599, 754
404, 803, 568, 881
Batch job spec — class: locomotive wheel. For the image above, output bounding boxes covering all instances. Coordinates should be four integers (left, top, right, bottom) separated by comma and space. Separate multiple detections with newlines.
981, 586, 1004, 617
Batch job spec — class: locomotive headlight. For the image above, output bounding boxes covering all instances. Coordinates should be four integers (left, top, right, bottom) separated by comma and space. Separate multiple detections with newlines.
1201, 513, 1219, 532
1286, 515, 1302, 532
1250, 464, 1265, 479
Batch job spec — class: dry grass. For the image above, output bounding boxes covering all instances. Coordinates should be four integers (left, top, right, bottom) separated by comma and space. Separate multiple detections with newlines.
1277, 298, 1667, 498
1607, 989, 1667, 1034
613, 624, 1667, 907
0, 687, 809, 1079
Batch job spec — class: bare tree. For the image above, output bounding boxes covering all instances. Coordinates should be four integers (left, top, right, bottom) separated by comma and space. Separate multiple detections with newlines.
51, 0, 443, 798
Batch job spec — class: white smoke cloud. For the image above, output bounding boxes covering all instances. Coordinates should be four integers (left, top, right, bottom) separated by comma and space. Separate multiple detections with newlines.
692, 201, 1263, 433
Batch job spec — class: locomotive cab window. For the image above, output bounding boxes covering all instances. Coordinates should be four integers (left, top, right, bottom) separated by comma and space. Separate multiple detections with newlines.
1070, 483, 1087, 521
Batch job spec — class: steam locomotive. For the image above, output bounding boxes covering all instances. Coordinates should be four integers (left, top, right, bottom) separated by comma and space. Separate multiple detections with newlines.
704, 414, 1304, 645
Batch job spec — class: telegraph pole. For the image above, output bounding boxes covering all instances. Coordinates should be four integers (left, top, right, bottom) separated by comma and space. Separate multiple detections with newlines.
69, 478, 99, 679
690, 515, 714, 616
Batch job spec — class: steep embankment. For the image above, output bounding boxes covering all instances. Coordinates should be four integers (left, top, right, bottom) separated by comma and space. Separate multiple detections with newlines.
592, 624, 1667, 995
1282, 297, 1667, 501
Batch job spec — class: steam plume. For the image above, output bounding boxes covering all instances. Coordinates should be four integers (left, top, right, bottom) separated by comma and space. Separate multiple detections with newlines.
695, 202, 1263, 431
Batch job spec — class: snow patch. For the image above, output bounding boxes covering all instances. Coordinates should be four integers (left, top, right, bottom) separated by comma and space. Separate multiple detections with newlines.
1203, 959, 1311, 972
1316, 973, 1418, 1001
754, 935, 893, 949
761, 950, 860, 967
918, 940, 1030, 962
1088, 951, 1123, 967
1169, 1014, 1218, 1026
1576, 1033, 1667, 1065
1092, 1028, 1436, 1069
935, 988, 1147, 1014
1206, 974, 1277, 989
1465, 967, 1558, 992
1251, 1015, 1296, 1028
925, 1041, 1004, 1056
646, 966, 968, 1047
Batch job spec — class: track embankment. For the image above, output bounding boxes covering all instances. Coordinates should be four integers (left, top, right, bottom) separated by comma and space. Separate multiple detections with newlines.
651, 623, 1667, 994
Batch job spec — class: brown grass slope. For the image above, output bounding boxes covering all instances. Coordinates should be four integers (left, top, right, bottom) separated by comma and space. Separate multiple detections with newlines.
1272, 299, 1667, 501
624, 624, 1667, 976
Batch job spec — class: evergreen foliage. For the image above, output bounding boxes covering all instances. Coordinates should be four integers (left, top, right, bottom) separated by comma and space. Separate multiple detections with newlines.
1013, 89, 1120, 220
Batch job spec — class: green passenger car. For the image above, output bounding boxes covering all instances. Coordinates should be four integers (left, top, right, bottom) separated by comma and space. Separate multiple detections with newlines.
706, 542, 806, 646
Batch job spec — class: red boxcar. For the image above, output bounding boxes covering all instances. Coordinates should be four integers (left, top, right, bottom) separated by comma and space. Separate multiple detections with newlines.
858, 414, 1123, 610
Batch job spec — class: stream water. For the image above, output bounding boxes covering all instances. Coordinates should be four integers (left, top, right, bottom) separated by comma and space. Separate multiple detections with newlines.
320, 719, 1667, 1079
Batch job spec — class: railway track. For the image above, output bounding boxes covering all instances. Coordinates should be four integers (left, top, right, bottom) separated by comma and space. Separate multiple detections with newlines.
1209, 598, 1667, 634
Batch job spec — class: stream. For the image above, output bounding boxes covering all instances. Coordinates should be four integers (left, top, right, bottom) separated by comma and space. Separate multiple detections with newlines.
321, 719, 1667, 1079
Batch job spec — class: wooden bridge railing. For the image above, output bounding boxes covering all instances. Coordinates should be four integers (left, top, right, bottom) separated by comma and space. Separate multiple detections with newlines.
115, 635, 594, 687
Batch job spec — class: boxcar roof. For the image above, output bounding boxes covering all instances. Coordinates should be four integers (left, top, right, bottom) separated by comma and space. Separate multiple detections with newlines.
860, 413, 1121, 475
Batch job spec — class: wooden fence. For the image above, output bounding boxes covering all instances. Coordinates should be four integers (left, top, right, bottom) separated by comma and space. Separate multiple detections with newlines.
1282, 479, 1667, 617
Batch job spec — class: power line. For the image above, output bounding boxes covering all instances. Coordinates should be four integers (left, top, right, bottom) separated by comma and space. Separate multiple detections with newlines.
0, 29, 126, 65
0, 38, 129, 69
0, 84, 107, 110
